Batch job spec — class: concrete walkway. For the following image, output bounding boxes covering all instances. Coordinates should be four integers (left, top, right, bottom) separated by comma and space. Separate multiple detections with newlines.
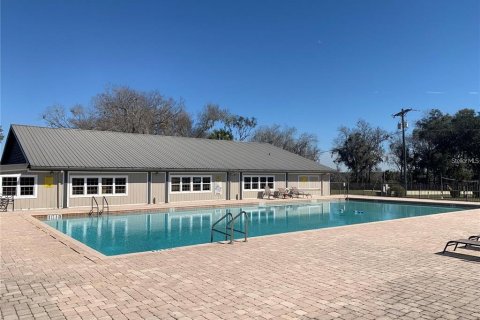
1, 201, 480, 319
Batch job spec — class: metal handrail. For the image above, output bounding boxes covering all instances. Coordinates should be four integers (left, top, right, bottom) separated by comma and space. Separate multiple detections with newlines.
227, 211, 249, 243
101, 196, 109, 215
211, 212, 233, 242
89, 196, 99, 216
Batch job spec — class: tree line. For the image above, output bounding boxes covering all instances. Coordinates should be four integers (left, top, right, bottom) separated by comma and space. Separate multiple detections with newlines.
332, 108, 480, 183
40, 86, 321, 161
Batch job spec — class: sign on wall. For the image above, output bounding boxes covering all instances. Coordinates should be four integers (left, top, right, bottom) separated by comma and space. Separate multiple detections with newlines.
44, 176, 54, 188
214, 183, 222, 195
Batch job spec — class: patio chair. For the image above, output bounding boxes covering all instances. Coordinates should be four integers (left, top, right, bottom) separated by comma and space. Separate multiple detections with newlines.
0, 196, 14, 212
290, 187, 312, 198
468, 235, 480, 241
263, 186, 275, 200
278, 187, 291, 199
442, 238, 480, 253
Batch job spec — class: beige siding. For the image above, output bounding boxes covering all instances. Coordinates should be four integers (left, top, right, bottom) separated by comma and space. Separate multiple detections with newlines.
229, 172, 241, 200
169, 172, 227, 202
151, 172, 166, 204
322, 174, 330, 196
288, 173, 324, 196
2, 171, 60, 210
68, 172, 148, 207
242, 173, 287, 199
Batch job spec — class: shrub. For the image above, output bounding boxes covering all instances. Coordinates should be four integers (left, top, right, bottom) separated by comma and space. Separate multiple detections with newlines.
389, 184, 406, 197
449, 190, 460, 198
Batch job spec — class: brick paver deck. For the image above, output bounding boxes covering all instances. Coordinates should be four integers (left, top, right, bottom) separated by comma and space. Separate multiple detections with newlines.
1, 203, 479, 319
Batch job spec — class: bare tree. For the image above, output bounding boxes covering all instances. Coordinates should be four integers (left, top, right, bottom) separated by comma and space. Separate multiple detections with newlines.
224, 115, 257, 141
41, 86, 259, 141
42, 86, 193, 135
191, 104, 229, 138
42, 104, 96, 129
250, 124, 320, 161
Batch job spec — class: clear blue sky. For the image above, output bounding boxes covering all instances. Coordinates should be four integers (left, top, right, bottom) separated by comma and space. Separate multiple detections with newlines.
1, 0, 479, 167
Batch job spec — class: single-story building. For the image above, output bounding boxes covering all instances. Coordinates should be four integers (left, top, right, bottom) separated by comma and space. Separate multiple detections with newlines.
0, 125, 334, 210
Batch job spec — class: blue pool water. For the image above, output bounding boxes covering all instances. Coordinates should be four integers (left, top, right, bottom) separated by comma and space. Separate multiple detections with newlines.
41, 200, 469, 256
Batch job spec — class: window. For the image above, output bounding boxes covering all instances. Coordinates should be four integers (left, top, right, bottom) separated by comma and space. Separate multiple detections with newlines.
252, 177, 259, 189
192, 177, 202, 191
86, 178, 99, 195
20, 177, 35, 196
170, 175, 212, 193
115, 178, 127, 194
72, 178, 85, 195
267, 177, 274, 188
182, 177, 191, 191
202, 177, 211, 191
244, 177, 251, 190
0, 175, 37, 198
298, 175, 320, 189
260, 177, 267, 189
2, 177, 17, 196
243, 175, 275, 191
171, 177, 181, 192
70, 175, 128, 197
102, 178, 113, 194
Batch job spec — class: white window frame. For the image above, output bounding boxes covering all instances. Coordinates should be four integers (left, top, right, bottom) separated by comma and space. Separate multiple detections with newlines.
169, 175, 213, 193
0, 174, 38, 199
298, 175, 320, 189
70, 175, 128, 198
243, 175, 275, 191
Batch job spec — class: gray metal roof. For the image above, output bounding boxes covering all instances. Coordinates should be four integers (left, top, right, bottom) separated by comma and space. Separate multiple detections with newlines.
4, 124, 334, 172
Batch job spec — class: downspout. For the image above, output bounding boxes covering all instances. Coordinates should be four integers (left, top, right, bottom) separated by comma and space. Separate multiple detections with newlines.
62, 170, 68, 208
226, 172, 230, 200
57, 171, 61, 209
147, 172, 152, 204
240, 172, 243, 200
165, 172, 169, 203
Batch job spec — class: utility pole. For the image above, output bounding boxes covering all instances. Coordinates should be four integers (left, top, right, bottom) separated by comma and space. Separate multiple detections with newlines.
393, 108, 414, 193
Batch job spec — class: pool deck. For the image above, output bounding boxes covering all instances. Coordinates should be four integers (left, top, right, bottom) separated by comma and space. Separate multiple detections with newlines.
1, 196, 480, 319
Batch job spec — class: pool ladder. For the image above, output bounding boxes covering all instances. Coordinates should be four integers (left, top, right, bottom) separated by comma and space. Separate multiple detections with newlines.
88, 196, 109, 216
211, 211, 248, 244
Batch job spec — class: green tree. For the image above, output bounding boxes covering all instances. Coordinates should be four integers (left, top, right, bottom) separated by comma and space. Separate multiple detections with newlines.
208, 129, 234, 140
332, 120, 389, 183
412, 108, 480, 182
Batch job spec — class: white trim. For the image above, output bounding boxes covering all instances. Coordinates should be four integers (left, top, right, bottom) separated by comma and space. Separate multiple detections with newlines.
0, 173, 38, 199
169, 174, 213, 194
66, 171, 148, 205
242, 175, 275, 191
298, 175, 321, 189
69, 175, 129, 198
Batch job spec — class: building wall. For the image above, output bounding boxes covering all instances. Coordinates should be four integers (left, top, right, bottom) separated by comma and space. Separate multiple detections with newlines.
151, 172, 166, 204
0, 170, 61, 210
287, 173, 324, 196
2, 169, 331, 211
67, 172, 148, 207
168, 172, 227, 202
322, 174, 330, 196
242, 173, 287, 199
229, 172, 241, 200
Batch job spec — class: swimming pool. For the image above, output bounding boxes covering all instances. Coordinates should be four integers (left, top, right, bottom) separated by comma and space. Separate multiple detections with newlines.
41, 200, 469, 256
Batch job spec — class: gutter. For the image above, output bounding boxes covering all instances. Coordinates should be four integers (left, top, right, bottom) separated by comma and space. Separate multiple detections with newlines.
28, 166, 335, 174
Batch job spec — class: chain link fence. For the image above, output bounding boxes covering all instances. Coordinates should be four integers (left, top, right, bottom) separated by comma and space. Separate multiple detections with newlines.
331, 180, 480, 202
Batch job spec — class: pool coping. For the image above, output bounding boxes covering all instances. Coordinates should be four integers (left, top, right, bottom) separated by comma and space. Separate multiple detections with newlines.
26, 196, 480, 260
